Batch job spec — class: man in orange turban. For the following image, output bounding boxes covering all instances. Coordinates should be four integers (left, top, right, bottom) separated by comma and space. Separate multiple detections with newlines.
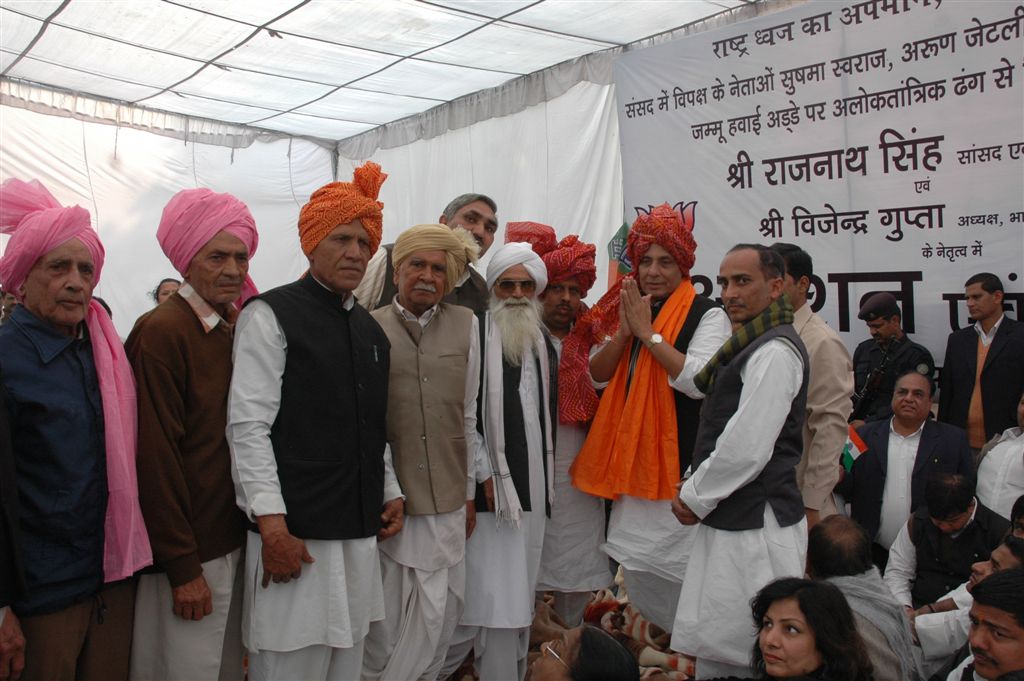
567, 203, 732, 634
505, 222, 611, 626
227, 162, 404, 681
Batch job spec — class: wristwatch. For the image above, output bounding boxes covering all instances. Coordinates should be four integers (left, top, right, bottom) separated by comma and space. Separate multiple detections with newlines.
644, 333, 663, 349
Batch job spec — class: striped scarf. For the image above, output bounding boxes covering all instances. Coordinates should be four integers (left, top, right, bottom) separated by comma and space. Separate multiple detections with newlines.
693, 296, 794, 394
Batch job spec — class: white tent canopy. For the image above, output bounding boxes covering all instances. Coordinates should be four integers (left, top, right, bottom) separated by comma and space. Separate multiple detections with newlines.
1, 0, 790, 335
2, 0, 755, 147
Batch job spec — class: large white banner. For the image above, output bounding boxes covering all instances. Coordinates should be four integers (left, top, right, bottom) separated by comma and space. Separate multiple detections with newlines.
615, 0, 1023, 358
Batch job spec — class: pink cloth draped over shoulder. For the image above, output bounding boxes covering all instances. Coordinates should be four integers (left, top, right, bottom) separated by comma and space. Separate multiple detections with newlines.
156, 187, 260, 306
0, 178, 152, 582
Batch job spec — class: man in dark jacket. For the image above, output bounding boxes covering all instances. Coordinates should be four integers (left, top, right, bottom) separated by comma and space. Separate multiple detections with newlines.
939, 273, 1024, 455
838, 370, 973, 568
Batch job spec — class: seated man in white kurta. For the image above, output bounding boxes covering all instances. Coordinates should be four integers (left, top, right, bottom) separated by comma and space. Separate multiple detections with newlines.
441, 242, 557, 681
504, 221, 612, 626
671, 244, 810, 680
227, 164, 404, 681
361, 224, 482, 681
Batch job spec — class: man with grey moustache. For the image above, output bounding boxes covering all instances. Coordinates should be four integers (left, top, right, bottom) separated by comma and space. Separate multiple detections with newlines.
361, 223, 482, 681
354, 194, 498, 313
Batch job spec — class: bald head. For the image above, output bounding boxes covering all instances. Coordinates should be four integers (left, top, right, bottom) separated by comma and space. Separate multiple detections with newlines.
807, 515, 874, 579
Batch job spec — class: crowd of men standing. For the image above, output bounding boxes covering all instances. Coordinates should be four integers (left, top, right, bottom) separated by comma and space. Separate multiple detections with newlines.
1, 164, 1023, 681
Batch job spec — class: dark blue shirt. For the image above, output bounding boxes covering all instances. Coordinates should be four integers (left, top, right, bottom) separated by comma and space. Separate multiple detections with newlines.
0, 305, 107, 615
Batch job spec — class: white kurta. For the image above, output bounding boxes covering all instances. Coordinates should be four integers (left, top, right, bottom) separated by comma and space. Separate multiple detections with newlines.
977, 427, 1024, 520
228, 293, 401, 654
883, 501, 979, 608
376, 303, 481, 572
672, 338, 809, 667
363, 303, 481, 681
537, 336, 611, 594
877, 420, 925, 548
601, 307, 732, 583
461, 350, 547, 629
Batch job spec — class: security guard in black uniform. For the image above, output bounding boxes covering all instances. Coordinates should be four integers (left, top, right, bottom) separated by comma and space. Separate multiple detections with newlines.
851, 292, 935, 424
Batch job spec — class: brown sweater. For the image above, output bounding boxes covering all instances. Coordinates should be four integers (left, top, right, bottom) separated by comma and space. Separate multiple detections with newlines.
125, 294, 246, 586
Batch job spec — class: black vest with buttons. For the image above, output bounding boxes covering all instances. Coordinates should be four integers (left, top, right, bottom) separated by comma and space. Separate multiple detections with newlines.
689, 324, 809, 531
909, 501, 1008, 608
255, 275, 390, 540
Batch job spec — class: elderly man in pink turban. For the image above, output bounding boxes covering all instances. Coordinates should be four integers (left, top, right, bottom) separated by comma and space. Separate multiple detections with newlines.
0, 178, 151, 681
125, 188, 259, 681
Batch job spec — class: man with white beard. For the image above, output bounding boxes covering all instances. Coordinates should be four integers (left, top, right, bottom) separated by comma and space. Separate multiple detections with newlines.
441, 242, 557, 681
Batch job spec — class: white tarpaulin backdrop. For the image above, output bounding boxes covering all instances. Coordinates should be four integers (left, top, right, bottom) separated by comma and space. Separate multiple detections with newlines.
616, 0, 1024, 358
0, 79, 623, 337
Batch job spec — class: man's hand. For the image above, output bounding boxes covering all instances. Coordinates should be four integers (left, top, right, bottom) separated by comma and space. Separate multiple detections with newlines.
671, 482, 700, 526
621, 279, 654, 341
483, 477, 495, 513
849, 418, 866, 430
617, 296, 633, 339
378, 498, 405, 540
0, 607, 25, 681
805, 508, 820, 532
256, 514, 314, 588
172, 574, 213, 621
465, 501, 477, 539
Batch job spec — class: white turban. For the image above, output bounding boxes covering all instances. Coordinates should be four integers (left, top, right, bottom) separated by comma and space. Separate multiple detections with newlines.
486, 242, 547, 296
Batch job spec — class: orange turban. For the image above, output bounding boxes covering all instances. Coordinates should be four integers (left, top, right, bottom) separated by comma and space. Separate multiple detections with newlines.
505, 221, 597, 296
298, 161, 387, 256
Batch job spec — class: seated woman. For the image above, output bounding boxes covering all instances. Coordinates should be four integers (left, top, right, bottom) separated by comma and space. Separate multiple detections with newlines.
527, 624, 640, 681
710, 577, 874, 681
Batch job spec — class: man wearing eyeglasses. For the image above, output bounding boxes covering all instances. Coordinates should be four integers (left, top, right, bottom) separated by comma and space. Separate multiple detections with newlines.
354, 194, 499, 313
442, 242, 558, 681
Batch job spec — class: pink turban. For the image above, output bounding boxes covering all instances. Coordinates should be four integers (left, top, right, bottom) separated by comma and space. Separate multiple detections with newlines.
157, 188, 259, 305
0, 177, 153, 581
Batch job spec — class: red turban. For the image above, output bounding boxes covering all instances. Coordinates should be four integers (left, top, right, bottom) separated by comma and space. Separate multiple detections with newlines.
505, 221, 599, 423
626, 203, 696, 277
298, 161, 387, 256
505, 222, 597, 296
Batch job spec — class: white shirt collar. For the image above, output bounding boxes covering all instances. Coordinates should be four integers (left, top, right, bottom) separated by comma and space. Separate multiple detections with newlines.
889, 417, 927, 439
974, 314, 1004, 344
393, 298, 439, 327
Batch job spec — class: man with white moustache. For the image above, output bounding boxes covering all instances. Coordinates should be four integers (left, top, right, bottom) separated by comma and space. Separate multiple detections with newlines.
361, 223, 482, 681
442, 242, 557, 681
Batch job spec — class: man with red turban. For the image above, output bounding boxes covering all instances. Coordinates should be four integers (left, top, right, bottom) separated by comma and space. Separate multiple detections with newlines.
0, 178, 151, 681
568, 203, 731, 634
227, 162, 404, 681
127, 188, 259, 681
505, 221, 612, 626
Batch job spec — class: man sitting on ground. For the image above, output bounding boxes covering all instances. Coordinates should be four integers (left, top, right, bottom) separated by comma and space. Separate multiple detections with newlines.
884, 473, 1008, 610
806, 515, 922, 681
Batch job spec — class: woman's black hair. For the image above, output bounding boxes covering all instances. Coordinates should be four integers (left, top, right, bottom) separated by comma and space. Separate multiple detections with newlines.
750, 577, 873, 681
568, 625, 639, 681
151, 277, 180, 302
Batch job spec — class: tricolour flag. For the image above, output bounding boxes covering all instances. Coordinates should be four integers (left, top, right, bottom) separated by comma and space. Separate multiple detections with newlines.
841, 425, 868, 472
